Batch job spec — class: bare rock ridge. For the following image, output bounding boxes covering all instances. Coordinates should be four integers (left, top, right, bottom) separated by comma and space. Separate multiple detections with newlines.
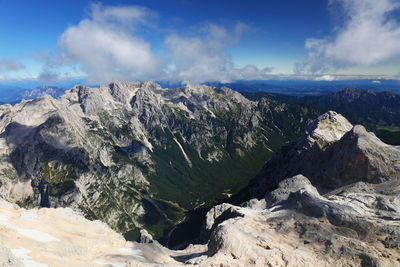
0, 81, 316, 240
247, 110, 400, 198
0, 110, 399, 266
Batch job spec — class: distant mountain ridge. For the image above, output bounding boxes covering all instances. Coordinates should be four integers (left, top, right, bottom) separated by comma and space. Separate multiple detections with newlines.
0, 85, 67, 104
243, 87, 400, 145
209, 79, 400, 96
20, 85, 66, 100
301, 88, 400, 124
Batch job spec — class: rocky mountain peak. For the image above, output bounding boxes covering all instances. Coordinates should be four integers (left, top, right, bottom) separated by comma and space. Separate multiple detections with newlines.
337, 124, 400, 183
300, 110, 353, 149
340, 87, 375, 100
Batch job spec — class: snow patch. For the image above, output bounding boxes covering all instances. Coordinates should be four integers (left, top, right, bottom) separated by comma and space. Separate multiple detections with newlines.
11, 247, 48, 267
94, 259, 126, 267
118, 247, 143, 256
173, 137, 192, 167
11, 226, 61, 243
0, 212, 60, 243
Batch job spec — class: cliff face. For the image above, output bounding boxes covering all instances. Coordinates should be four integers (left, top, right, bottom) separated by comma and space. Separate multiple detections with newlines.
1, 111, 399, 266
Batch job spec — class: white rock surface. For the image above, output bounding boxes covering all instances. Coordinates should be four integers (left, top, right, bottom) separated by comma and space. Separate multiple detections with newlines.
0, 198, 179, 267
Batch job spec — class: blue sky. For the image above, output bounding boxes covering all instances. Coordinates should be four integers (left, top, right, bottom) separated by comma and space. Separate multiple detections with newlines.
0, 0, 400, 84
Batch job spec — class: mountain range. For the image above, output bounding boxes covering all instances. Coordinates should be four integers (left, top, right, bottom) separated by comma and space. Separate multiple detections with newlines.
244, 87, 400, 145
0, 110, 398, 266
0, 81, 319, 243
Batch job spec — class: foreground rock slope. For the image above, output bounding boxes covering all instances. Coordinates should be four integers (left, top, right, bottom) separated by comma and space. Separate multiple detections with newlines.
0, 198, 177, 267
1, 111, 399, 266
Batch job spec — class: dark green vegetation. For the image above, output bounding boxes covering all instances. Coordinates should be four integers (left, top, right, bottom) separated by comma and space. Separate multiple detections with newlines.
16, 196, 34, 208
42, 164, 78, 197
243, 88, 400, 145
144, 141, 274, 243
375, 126, 400, 145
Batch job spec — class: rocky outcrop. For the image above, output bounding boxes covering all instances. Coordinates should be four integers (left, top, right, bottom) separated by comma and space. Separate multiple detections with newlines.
196, 176, 400, 266
265, 174, 316, 207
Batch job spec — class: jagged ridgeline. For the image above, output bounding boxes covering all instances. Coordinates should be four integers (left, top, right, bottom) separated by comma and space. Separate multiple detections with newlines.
0, 82, 318, 241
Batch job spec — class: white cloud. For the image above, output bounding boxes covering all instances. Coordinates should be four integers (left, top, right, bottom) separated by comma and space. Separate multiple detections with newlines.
229, 65, 274, 80
38, 69, 59, 82
58, 4, 161, 83
314, 75, 336, 81
164, 24, 234, 84
53, 4, 273, 84
89, 4, 157, 27
164, 23, 273, 84
297, 0, 400, 73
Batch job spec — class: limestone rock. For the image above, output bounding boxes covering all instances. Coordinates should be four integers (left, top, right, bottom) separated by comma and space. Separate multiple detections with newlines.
139, 229, 154, 244
265, 174, 318, 207
200, 203, 245, 242
0, 198, 180, 266
0, 246, 24, 267
197, 174, 400, 266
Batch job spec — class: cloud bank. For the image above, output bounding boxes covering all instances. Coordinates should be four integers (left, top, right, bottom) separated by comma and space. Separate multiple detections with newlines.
0, 58, 25, 73
52, 4, 273, 84
297, 0, 400, 74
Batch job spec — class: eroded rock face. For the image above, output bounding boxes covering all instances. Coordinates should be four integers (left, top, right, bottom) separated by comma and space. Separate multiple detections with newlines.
248, 111, 400, 198
200, 203, 245, 241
